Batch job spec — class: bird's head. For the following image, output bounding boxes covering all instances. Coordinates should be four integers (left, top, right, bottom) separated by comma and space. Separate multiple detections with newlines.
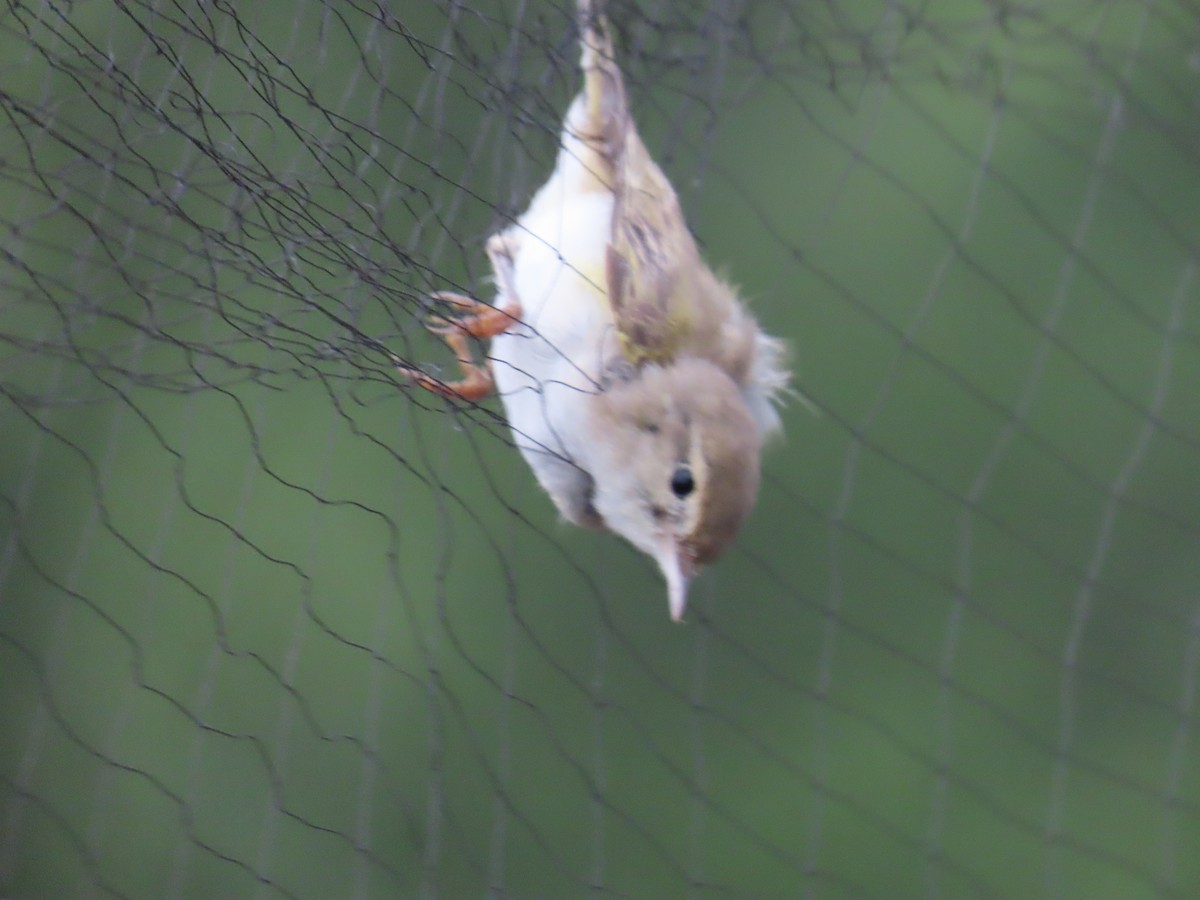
587, 358, 762, 620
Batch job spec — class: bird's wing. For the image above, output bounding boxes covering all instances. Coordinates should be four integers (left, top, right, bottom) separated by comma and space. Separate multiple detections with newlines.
577, 3, 702, 366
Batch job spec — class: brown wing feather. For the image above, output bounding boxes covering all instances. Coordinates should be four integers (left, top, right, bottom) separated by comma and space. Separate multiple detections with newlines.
577, 3, 703, 365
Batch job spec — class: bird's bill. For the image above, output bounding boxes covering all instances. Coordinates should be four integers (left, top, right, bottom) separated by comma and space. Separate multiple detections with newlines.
657, 540, 697, 622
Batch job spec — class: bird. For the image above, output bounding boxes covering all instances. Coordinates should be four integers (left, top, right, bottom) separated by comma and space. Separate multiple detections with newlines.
399, 0, 789, 620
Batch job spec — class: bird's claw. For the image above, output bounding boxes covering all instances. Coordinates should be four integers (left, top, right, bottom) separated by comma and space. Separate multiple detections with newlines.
396, 290, 520, 402
396, 251, 524, 402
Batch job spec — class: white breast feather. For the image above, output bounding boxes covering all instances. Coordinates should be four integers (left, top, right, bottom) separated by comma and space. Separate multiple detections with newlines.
487, 96, 617, 522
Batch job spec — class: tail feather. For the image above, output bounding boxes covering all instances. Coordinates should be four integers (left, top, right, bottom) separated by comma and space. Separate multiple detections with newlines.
574, 0, 626, 150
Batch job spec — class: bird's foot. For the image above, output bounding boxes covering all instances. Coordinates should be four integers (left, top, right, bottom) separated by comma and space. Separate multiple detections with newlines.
396, 289, 522, 402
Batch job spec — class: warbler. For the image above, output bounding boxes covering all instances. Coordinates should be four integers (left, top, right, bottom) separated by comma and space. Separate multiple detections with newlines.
400, 0, 789, 620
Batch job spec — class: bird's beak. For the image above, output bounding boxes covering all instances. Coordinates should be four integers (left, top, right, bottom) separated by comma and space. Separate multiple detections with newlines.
657, 541, 697, 622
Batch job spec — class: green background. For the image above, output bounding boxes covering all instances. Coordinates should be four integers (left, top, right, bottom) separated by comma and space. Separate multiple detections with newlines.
2, 1, 1198, 897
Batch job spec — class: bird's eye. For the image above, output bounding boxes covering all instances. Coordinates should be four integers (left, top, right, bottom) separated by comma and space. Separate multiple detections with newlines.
670, 465, 695, 498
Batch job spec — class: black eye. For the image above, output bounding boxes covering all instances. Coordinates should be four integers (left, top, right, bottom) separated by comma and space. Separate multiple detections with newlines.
670, 465, 695, 498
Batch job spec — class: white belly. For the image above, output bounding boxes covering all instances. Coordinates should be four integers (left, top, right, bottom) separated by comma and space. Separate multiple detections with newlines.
488, 137, 617, 523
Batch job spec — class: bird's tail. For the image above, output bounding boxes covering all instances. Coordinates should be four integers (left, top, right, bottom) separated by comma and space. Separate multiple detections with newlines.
574, 0, 627, 149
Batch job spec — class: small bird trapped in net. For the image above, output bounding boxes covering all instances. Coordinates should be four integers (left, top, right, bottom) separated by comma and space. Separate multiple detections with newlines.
399, 0, 789, 620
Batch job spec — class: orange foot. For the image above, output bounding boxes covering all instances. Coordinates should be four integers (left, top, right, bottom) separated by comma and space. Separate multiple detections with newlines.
397, 289, 522, 401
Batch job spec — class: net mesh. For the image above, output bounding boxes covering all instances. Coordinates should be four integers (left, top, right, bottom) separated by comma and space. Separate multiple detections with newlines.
2, 0, 1199, 896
